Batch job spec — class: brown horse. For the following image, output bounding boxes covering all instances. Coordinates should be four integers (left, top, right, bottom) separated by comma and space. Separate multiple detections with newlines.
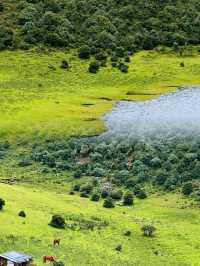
53, 239, 61, 246
43, 256, 56, 263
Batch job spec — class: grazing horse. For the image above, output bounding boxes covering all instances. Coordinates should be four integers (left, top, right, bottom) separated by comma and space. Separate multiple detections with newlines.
43, 256, 56, 263
53, 239, 61, 246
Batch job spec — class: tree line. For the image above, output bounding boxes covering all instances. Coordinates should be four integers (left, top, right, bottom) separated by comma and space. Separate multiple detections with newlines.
0, 0, 200, 58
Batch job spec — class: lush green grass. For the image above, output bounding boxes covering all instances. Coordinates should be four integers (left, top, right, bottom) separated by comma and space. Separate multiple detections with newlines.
0, 47, 200, 143
0, 47, 200, 265
0, 183, 199, 266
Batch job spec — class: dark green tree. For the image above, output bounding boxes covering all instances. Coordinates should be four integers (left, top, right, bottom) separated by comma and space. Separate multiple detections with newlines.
141, 224, 156, 237
182, 182, 193, 196
50, 214, 65, 229
123, 192, 134, 206
103, 197, 115, 208
0, 198, 5, 210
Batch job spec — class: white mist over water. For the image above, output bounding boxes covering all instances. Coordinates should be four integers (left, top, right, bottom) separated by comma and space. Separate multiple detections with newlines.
102, 87, 200, 140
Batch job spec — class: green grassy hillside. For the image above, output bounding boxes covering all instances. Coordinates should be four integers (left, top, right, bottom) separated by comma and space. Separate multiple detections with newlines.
0, 183, 199, 266
0, 47, 200, 143
0, 47, 200, 265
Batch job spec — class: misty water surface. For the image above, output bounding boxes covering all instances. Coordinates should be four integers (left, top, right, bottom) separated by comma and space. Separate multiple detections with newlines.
101, 86, 200, 140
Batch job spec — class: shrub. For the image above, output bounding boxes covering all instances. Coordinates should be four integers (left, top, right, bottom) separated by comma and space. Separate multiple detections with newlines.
53, 262, 65, 266
124, 230, 131, 236
118, 63, 129, 73
60, 60, 69, 69
78, 45, 90, 59
50, 215, 65, 229
110, 190, 123, 200
74, 170, 82, 178
182, 182, 193, 195
80, 184, 93, 194
101, 189, 109, 199
111, 56, 118, 62
73, 184, 80, 192
0, 3, 4, 12
123, 191, 134, 206
48, 64, 56, 71
155, 172, 167, 185
91, 192, 100, 202
137, 172, 149, 183
112, 62, 117, 68
88, 61, 100, 74
18, 211, 26, 218
0, 26, 13, 50
136, 190, 147, 199
18, 159, 32, 167
100, 60, 107, 67
80, 191, 89, 198
115, 47, 125, 57
126, 178, 136, 188
133, 184, 142, 196
124, 56, 130, 63
92, 167, 105, 177
95, 52, 107, 61
151, 157, 161, 167
0, 198, 5, 210
115, 170, 130, 184
115, 244, 122, 251
103, 197, 115, 208
141, 224, 156, 237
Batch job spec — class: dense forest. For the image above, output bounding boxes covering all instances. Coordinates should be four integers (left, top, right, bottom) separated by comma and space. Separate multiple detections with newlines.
1, 0, 200, 56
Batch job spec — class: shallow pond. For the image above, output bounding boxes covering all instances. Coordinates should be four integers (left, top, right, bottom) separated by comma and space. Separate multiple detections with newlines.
101, 86, 200, 140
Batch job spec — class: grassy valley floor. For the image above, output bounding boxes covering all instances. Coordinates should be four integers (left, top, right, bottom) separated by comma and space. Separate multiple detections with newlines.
0, 183, 199, 266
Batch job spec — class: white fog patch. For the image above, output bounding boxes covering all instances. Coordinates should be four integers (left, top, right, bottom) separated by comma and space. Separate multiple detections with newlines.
102, 86, 200, 140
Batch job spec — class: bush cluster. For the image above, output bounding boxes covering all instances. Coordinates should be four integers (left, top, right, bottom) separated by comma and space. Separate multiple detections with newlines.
30, 133, 200, 200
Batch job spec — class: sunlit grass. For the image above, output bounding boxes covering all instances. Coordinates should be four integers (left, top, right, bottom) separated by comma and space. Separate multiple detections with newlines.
0, 48, 199, 143
0, 183, 199, 266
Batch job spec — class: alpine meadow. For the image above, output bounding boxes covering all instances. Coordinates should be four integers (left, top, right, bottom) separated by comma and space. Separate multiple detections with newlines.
0, 1, 200, 266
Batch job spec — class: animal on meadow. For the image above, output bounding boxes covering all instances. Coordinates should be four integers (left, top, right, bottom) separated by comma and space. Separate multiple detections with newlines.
53, 239, 61, 246
43, 256, 56, 263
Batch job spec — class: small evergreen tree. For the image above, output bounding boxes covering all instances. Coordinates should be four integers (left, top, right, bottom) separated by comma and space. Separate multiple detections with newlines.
0, 3, 4, 12
91, 192, 100, 202
101, 189, 109, 198
136, 190, 147, 199
50, 215, 65, 229
103, 197, 115, 208
141, 225, 156, 237
53, 262, 65, 266
18, 210, 26, 217
123, 192, 134, 205
124, 56, 130, 63
182, 182, 193, 195
115, 244, 122, 251
60, 60, 69, 69
0, 198, 5, 210
110, 190, 123, 200
88, 61, 100, 73
73, 184, 80, 192
118, 63, 129, 73
78, 45, 90, 59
